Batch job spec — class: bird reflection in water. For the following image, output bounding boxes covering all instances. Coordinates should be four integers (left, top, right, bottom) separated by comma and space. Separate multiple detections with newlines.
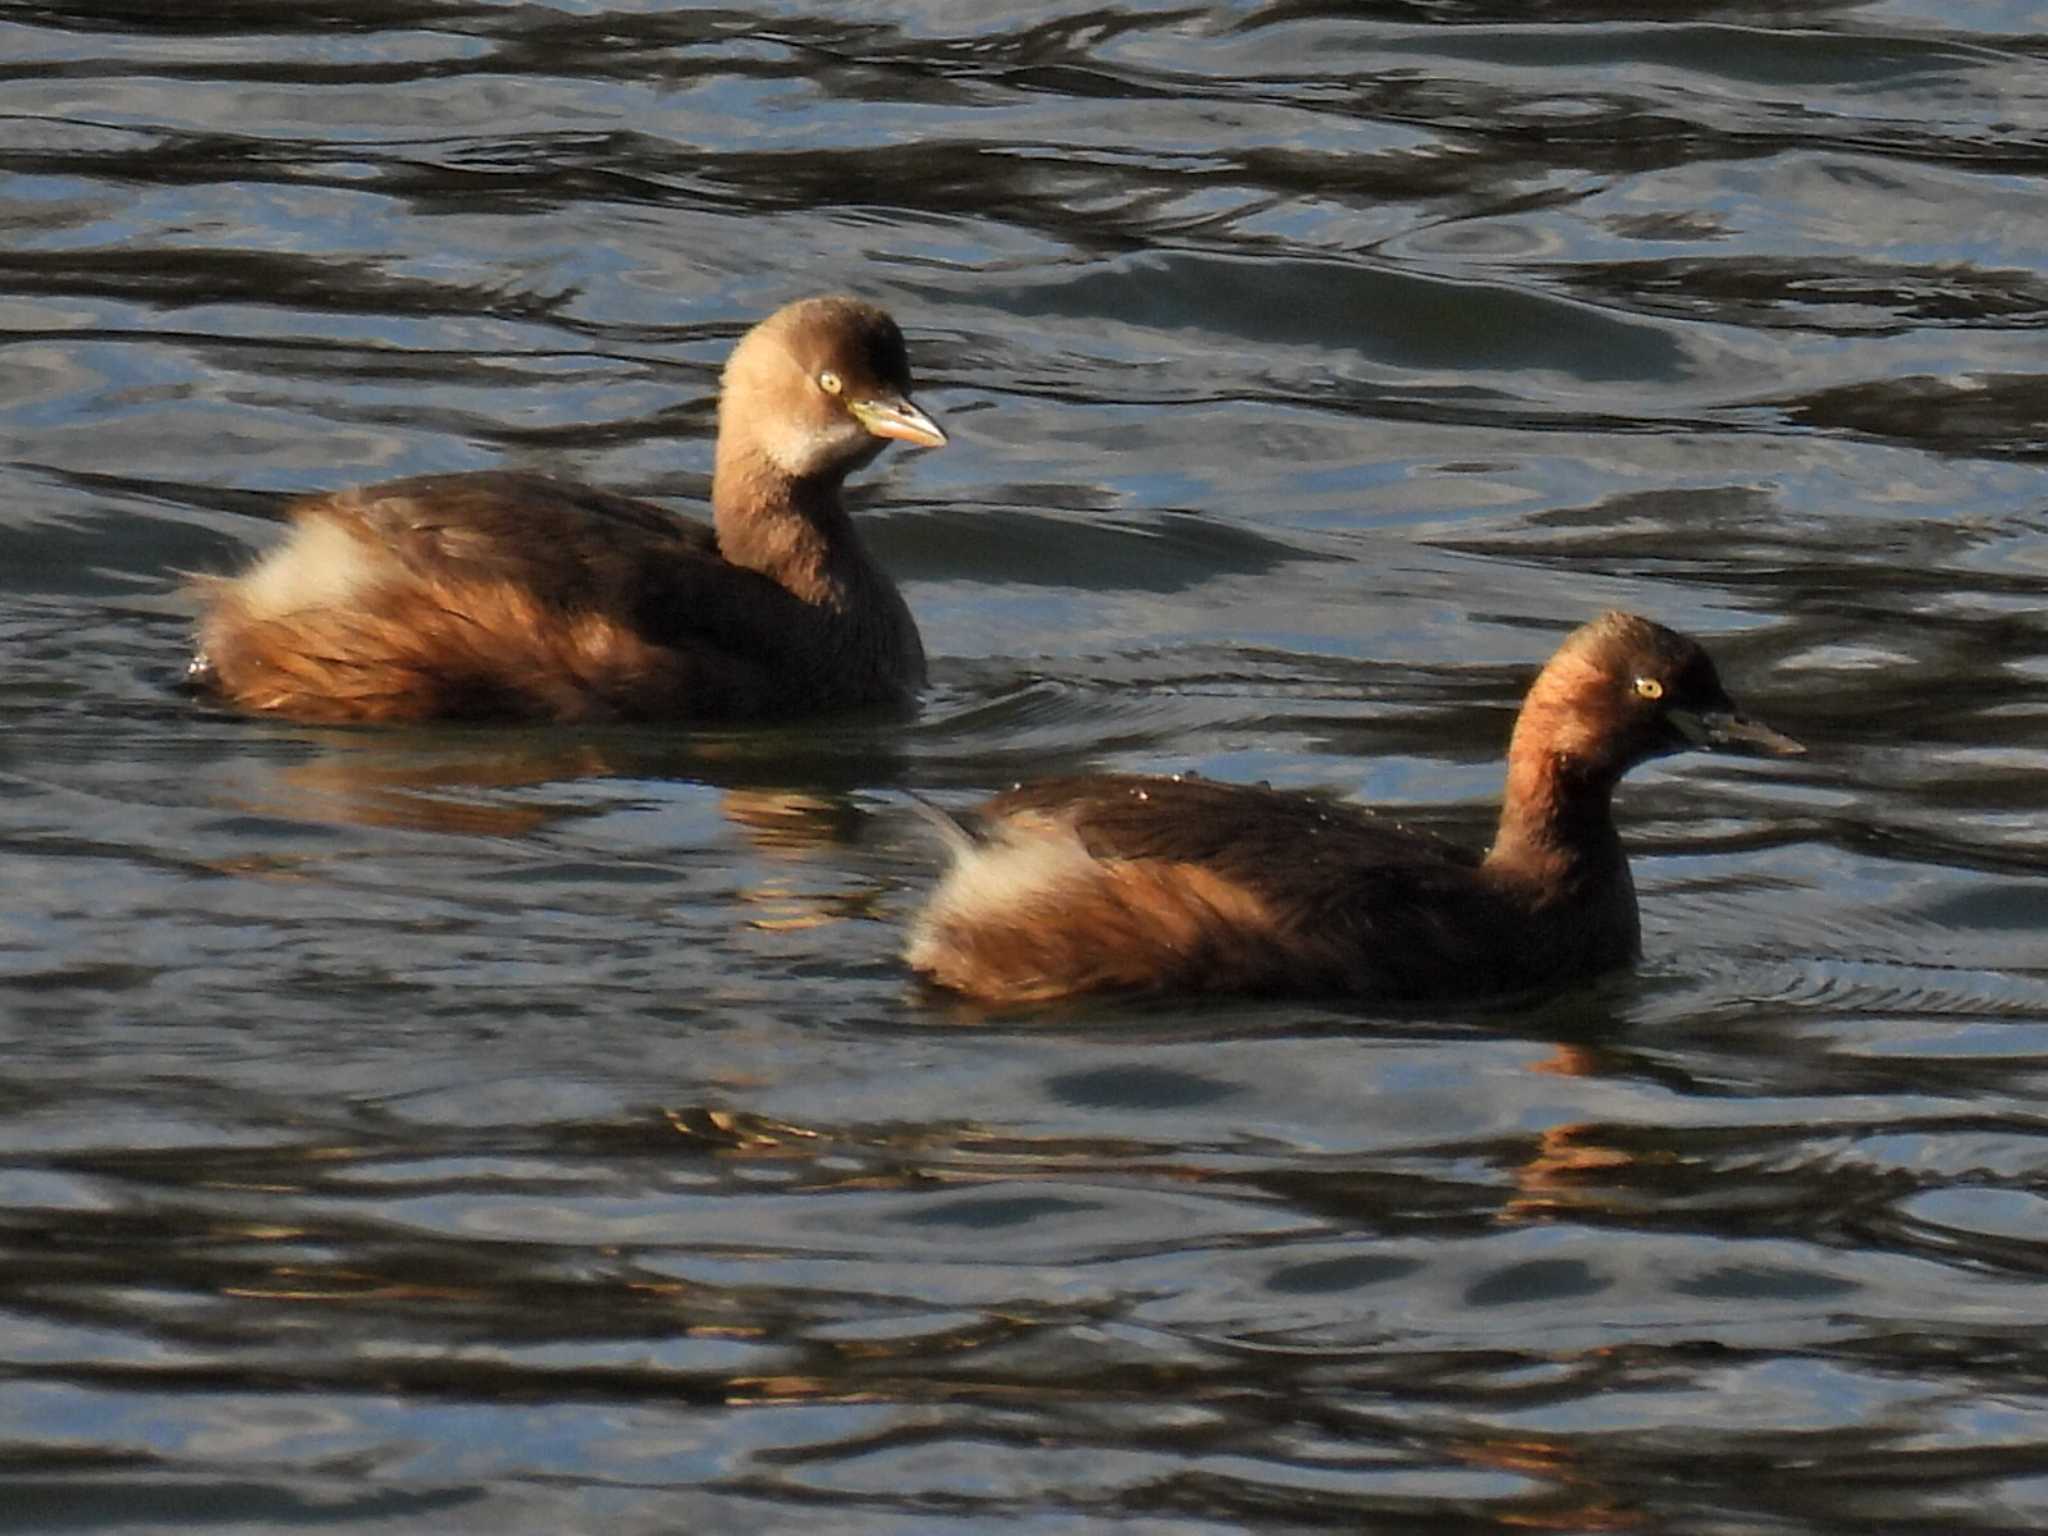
197, 732, 895, 935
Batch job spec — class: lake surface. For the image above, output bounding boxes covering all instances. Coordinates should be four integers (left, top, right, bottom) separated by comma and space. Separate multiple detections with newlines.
4, 2, 2048, 1530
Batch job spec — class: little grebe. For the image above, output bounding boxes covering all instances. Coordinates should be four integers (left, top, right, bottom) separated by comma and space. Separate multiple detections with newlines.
188, 295, 945, 723
905, 612, 1803, 1006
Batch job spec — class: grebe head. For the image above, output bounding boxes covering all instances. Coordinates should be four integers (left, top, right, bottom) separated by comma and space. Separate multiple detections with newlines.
1512, 611, 1804, 782
720, 295, 946, 481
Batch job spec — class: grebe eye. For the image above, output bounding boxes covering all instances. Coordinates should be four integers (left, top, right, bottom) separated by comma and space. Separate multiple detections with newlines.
817, 370, 843, 395
1634, 676, 1665, 701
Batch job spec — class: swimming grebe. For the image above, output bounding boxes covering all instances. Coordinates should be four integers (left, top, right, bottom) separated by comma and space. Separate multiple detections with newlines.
188, 295, 945, 723
905, 612, 1803, 1005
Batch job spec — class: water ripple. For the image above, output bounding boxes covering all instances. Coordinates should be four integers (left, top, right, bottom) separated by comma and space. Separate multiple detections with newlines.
5, 2, 2048, 1529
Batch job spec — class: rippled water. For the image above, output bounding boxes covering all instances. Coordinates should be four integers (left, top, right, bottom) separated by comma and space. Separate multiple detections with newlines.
5, 2, 2048, 1530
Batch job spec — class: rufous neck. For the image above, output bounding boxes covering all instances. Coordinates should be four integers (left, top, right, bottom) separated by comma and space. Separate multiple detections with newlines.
1485, 709, 1625, 891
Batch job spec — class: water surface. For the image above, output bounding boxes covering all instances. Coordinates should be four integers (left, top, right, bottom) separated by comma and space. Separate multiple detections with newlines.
4, 2, 2048, 1531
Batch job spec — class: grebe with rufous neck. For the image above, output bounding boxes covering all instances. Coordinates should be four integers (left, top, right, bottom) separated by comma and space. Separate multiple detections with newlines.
906, 612, 1803, 1006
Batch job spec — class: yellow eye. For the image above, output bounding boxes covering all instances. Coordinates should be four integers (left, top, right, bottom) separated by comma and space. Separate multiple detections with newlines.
817, 370, 843, 395
1634, 676, 1665, 701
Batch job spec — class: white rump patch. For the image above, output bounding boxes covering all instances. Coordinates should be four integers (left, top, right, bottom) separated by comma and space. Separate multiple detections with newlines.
906, 816, 1102, 960
231, 514, 391, 619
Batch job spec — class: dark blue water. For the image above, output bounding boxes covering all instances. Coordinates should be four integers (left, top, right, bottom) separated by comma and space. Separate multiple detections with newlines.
5, 3, 2048, 1530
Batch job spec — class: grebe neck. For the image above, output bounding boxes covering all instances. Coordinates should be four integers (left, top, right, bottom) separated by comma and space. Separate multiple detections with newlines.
712, 443, 874, 612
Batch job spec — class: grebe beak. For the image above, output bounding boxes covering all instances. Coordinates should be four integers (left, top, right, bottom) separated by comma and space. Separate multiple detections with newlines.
1671, 707, 1805, 757
850, 394, 947, 449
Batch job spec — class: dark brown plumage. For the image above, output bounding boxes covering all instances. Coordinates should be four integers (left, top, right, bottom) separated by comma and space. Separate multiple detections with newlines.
905, 612, 1803, 1006
188, 295, 945, 723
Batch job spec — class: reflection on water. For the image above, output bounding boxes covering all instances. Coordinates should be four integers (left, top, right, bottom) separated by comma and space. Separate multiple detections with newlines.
4, 1, 2048, 1530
